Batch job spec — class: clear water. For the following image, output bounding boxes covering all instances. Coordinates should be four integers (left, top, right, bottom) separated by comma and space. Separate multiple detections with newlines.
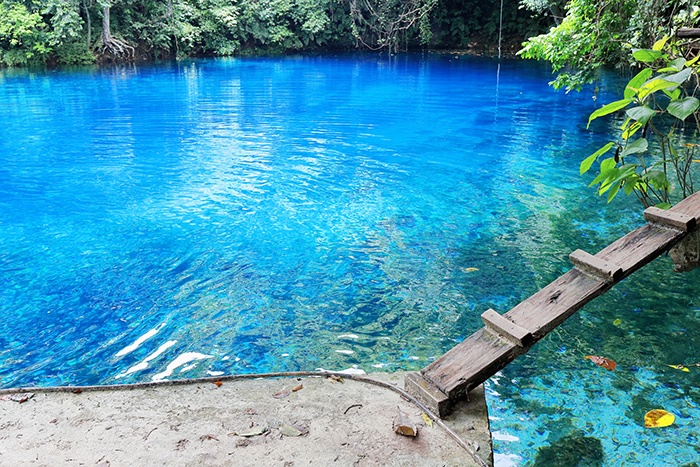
1, 54, 698, 465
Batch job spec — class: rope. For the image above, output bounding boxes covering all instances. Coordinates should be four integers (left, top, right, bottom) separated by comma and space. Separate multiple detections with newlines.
1, 371, 489, 467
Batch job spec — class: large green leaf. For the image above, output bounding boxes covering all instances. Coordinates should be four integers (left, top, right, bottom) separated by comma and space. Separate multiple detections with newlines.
662, 68, 692, 85
624, 68, 653, 99
620, 138, 648, 158
625, 106, 655, 125
667, 97, 700, 121
652, 36, 669, 51
633, 49, 663, 63
638, 79, 679, 101
587, 99, 633, 128
580, 142, 614, 175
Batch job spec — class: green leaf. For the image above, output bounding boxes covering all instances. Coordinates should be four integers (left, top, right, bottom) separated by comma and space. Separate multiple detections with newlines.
622, 121, 643, 140
581, 142, 614, 175
655, 202, 672, 210
607, 181, 622, 202
626, 106, 655, 125
633, 49, 663, 63
652, 36, 668, 51
663, 88, 681, 99
588, 99, 633, 128
669, 57, 686, 71
662, 68, 693, 85
620, 138, 648, 158
667, 97, 700, 121
600, 157, 617, 172
638, 79, 679, 101
624, 68, 653, 99
687, 54, 700, 67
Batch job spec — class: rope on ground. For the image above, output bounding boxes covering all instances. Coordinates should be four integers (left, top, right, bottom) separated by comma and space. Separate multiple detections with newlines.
0, 371, 490, 467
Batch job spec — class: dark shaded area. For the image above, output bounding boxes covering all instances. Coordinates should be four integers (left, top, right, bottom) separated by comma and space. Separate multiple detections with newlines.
533, 434, 604, 467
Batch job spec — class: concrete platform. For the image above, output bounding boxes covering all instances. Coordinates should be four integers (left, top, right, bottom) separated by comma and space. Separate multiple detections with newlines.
0, 372, 491, 466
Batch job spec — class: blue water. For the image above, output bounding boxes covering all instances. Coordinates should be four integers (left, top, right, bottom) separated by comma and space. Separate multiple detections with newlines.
1, 54, 699, 465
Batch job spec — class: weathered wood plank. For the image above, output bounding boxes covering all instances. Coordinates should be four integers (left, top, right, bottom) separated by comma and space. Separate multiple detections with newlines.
677, 28, 700, 38
421, 329, 525, 398
596, 224, 684, 275
504, 269, 609, 338
409, 191, 700, 413
669, 191, 700, 220
569, 249, 623, 282
481, 308, 533, 347
644, 206, 696, 232
404, 372, 452, 416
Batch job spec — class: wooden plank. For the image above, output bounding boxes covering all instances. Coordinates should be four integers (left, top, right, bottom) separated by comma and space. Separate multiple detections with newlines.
421, 329, 526, 398
644, 206, 696, 232
569, 249, 623, 282
416, 191, 700, 409
404, 372, 452, 417
504, 269, 609, 338
481, 308, 532, 347
668, 191, 700, 220
677, 28, 700, 38
596, 223, 685, 275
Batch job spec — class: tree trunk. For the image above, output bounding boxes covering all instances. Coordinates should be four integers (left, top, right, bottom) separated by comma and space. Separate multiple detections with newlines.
101, 3, 134, 59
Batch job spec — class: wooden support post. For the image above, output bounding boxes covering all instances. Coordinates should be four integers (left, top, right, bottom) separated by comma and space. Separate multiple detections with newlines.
569, 249, 623, 282
644, 206, 696, 232
404, 372, 452, 417
481, 308, 532, 347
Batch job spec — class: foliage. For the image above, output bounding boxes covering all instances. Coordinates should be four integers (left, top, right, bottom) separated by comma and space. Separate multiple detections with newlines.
0, 0, 549, 66
519, 0, 700, 91
581, 38, 700, 208
0, 1, 51, 66
519, 0, 636, 91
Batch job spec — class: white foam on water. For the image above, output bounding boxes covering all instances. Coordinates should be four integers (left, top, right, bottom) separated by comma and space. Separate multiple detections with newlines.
207, 371, 225, 376
116, 340, 177, 378
152, 352, 213, 381
335, 349, 354, 355
338, 334, 359, 339
115, 323, 165, 357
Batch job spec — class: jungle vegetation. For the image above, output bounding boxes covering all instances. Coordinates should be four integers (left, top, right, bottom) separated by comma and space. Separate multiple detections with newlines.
0, 0, 549, 66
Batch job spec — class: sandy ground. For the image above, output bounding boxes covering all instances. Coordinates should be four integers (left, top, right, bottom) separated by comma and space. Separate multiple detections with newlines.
0, 372, 491, 467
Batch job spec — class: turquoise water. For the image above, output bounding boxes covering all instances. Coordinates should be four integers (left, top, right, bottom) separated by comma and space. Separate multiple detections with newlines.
0, 54, 698, 465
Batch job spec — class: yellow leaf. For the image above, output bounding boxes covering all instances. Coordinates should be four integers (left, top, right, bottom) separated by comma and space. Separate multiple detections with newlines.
644, 409, 675, 428
463, 267, 479, 273
666, 364, 690, 372
693, 160, 700, 163
421, 413, 434, 428
613, 318, 622, 326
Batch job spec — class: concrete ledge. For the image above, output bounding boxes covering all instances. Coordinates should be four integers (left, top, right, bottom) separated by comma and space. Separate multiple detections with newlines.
0, 372, 492, 466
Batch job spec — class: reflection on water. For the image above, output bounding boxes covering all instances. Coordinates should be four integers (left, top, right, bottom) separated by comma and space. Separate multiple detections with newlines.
0, 55, 698, 465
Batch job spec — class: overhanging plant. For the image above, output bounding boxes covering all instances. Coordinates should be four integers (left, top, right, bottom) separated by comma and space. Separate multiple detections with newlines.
582, 36, 700, 209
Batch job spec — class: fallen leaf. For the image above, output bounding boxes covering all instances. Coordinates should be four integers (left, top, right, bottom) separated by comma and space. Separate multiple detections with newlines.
1, 392, 35, 403
393, 408, 418, 437
328, 375, 344, 384
421, 413, 433, 428
644, 409, 675, 428
612, 318, 622, 326
71, 389, 83, 394
463, 267, 479, 272
199, 434, 219, 442
693, 159, 700, 163
273, 389, 291, 399
666, 364, 690, 372
236, 427, 268, 437
584, 355, 617, 371
279, 425, 307, 437
213, 381, 223, 387
292, 384, 303, 392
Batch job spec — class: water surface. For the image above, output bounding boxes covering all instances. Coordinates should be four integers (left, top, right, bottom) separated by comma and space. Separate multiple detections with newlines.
1, 54, 698, 465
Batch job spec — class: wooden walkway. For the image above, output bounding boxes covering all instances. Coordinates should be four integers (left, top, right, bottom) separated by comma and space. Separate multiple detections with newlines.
405, 192, 700, 416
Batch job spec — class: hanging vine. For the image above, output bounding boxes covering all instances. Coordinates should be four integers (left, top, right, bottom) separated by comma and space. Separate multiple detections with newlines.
346, 0, 437, 52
